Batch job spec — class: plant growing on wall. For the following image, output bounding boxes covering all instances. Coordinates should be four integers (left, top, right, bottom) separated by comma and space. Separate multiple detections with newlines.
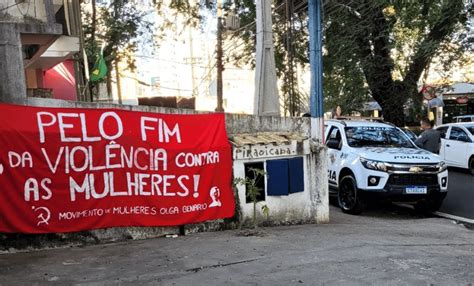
234, 168, 268, 229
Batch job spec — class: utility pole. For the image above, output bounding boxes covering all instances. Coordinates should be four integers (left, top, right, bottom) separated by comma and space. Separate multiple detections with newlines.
308, 0, 324, 142
188, 27, 197, 97
70, 0, 90, 102
215, 1, 224, 112
254, 0, 280, 116
285, 0, 296, 116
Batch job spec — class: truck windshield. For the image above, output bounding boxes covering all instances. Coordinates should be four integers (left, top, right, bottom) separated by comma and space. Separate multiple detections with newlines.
466, 126, 474, 136
345, 126, 415, 148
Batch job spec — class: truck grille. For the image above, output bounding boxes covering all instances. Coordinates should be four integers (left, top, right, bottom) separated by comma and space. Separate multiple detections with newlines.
386, 164, 440, 173
387, 174, 438, 186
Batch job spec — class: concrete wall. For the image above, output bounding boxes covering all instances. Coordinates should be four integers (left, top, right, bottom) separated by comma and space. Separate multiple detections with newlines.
0, 23, 26, 101
0, 1, 49, 23
0, 98, 329, 250
226, 113, 310, 135
227, 113, 329, 225
0, 20, 63, 102
232, 140, 328, 226
233, 153, 316, 225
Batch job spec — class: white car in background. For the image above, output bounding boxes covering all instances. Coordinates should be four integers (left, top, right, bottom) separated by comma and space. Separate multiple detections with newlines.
436, 123, 474, 175
453, 115, 474, 123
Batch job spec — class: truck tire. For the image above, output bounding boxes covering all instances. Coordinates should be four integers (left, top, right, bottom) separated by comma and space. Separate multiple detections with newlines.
338, 175, 364, 215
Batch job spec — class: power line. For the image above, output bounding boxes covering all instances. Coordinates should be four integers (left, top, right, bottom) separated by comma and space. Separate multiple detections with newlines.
135, 54, 213, 69
0, 0, 24, 12
120, 73, 195, 92
226, 20, 256, 34
223, 40, 247, 53
226, 2, 286, 35
15, 0, 31, 16
131, 2, 294, 98
192, 62, 217, 93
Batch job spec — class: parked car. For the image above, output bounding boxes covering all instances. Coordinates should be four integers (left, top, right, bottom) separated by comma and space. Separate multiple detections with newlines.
325, 119, 448, 215
453, 115, 474, 123
436, 122, 474, 174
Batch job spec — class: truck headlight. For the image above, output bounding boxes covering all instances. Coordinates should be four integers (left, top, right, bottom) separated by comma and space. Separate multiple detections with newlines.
437, 161, 447, 172
360, 158, 388, 172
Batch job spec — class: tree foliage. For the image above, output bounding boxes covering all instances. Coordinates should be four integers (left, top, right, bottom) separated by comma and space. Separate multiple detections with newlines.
81, 0, 472, 124
81, 0, 210, 100
323, 0, 472, 125
81, 0, 151, 98
152, 0, 202, 37
196, 0, 472, 124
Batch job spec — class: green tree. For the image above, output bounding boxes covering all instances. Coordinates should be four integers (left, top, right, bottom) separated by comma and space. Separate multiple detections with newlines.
182, 0, 472, 124
81, 0, 151, 99
323, 0, 472, 125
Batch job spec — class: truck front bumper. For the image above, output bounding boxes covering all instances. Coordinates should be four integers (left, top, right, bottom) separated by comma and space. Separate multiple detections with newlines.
358, 170, 448, 203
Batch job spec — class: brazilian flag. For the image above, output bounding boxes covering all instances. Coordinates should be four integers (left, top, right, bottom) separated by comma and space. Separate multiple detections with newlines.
90, 52, 107, 82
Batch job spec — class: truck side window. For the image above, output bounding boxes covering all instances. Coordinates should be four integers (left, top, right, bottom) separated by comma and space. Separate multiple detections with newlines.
326, 127, 342, 150
436, 127, 448, 139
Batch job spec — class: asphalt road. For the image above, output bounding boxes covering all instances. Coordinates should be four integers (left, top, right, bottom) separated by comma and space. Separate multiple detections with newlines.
439, 168, 474, 220
0, 206, 472, 285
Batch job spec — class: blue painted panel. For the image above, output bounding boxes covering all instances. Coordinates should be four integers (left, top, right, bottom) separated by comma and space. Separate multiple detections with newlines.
289, 157, 304, 193
266, 159, 289, 196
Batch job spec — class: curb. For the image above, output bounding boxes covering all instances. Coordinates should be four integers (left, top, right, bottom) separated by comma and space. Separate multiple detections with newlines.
434, 211, 474, 224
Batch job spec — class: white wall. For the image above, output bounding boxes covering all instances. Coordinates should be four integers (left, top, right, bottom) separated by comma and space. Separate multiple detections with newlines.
234, 155, 313, 224
233, 139, 329, 225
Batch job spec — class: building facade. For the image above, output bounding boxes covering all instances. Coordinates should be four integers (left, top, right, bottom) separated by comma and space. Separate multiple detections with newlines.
441, 83, 474, 123
0, 0, 82, 102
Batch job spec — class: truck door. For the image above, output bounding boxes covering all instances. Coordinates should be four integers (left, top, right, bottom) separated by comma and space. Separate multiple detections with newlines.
326, 126, 343, 187
436, 126, 449, 160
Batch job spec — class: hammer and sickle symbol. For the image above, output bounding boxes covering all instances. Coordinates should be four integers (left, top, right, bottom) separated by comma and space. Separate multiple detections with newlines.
33, 206, 51, 226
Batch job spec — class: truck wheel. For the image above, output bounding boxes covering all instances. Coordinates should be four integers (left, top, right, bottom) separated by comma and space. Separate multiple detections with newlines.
469, 157, 474, 175
338, 175, 364, 215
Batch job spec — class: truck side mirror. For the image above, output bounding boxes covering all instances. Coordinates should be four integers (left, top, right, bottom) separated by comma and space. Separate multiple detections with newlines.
327, 138, 341, 150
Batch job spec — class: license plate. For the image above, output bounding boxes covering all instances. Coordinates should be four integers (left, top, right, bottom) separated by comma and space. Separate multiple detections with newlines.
405, 186, 427, 194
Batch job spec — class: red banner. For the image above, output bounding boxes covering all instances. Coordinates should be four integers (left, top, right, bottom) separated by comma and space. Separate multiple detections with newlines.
0, 103, 234, 233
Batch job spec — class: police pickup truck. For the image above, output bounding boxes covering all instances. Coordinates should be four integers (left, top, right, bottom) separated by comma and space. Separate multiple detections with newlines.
325, 119, 448, 215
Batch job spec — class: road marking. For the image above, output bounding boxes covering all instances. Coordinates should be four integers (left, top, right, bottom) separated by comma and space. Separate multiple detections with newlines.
396, 203, 474, 224
434, 212, 474, 224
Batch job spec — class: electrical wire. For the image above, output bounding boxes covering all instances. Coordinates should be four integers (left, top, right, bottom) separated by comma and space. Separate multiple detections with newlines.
192, 61, 218, 91
16, 0, 31, 16
0, 0, 32, 16
0, 0, 22, 12
135, 54, 213, 69
120, 73, 196, 93
226, 2, 286, 35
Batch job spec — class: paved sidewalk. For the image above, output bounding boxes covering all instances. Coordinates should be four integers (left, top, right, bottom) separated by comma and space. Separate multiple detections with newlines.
0, 206, 473, 285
